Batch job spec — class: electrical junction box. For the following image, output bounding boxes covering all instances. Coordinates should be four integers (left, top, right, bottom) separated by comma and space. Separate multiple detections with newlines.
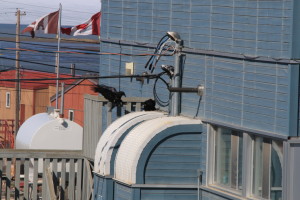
125, 62, 134, 75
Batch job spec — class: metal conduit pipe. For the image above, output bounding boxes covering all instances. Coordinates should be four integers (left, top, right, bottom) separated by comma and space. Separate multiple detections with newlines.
170, 32, 183, 116
169, 85, 204, 96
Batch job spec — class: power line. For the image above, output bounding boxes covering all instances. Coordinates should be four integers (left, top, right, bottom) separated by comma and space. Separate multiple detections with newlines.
0, 56, 99, 73
0, 12, 16, 14
0, 74, 159, 82
0, 39, 100, 52
0, 32, 100, 44
0, 47, 174, 57
0, 47, 97, 55
0, 0, 57, 9
0, 64, 99, 75
0, 0, 100, 14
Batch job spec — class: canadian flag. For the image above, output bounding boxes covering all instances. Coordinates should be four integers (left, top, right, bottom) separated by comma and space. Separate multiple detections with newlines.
61, 12, 101, 36
22, 10, 59, 38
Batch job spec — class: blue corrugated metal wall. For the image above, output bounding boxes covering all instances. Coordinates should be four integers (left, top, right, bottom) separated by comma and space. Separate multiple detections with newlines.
114, 183, 135, 200
99, 0, 295, 136
140, 189, 232, 200
144, 133, 204, 184
141, 189, 198, 200
94, 175, 105, 200
102, 0, 293, 57
93, 175, 114, 200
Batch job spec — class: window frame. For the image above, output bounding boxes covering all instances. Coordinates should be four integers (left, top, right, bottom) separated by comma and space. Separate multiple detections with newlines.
6, 92, 11, 108
208, 125, 244, 194
207, 124, 284, 199
251, 136, 283, 200
68, 109, 74, 121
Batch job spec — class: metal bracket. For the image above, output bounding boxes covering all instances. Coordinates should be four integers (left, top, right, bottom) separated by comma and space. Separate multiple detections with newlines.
136, 72, 149, 84
168, 85, 205, 96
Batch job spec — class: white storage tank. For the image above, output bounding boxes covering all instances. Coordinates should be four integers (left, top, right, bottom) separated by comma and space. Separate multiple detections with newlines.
16, 110, 82, 150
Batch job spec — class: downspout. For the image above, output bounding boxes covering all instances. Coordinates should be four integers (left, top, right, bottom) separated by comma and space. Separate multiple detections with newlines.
60, 82, 65, 118
170, 33, 183, 116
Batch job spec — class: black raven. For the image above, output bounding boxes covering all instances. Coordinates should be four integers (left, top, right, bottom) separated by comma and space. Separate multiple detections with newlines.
143, 99, 156, 111
92, 84, 126, 108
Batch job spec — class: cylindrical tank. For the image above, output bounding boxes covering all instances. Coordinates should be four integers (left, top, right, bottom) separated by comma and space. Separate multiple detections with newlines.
16, 110, 82, 150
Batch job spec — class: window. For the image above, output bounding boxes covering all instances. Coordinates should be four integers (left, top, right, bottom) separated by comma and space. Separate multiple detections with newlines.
208, 125, 283, 200
252, 137, 283, 200
211, 126, 243, 191
68, 110, 74, 121
6, 92, 10, 108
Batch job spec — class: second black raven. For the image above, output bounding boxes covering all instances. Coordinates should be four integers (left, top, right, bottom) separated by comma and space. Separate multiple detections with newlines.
143, 99, 156, 111
92, 84, 126, 108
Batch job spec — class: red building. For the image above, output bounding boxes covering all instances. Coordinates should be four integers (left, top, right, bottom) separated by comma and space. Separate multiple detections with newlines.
50, 78, 99, 127
0, 69, 75, 123
0, 69, 76, 147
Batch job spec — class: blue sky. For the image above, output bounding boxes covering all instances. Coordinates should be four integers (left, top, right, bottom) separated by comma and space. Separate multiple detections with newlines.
0, 0, 102, 25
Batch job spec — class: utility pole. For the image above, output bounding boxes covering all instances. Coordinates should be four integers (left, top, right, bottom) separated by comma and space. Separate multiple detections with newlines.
15, 9, 26, 144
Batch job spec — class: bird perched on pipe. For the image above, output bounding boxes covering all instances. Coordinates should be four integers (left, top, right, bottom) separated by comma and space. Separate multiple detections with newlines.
92, 84, 126, 109
143, 99, 156, 111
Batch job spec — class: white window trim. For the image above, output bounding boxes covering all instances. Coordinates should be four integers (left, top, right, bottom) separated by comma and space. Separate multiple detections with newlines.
207, 124, 284, 200
207, 125, 244, 195
68, 110, 74, 121
6, 92, 10, 108
242, 133, 253, 197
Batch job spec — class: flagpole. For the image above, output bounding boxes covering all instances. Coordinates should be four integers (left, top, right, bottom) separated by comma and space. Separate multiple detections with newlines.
55, 3, 62, 110
99, 0, 102, 42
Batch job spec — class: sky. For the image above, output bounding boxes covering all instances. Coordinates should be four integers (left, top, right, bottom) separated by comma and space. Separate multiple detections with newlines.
0, 0, 102, 25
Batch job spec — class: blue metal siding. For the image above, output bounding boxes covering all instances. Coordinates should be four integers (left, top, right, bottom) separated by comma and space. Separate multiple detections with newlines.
93, 175, 115, 200
93, 175, 106, 200
99, 0, 295, 136
140, 189, 231, 200
144, 133, 204, 185
201, 190, 230, 200
102, 0, 293, 56
141, 189, 197, 200
114, 183, 133, 200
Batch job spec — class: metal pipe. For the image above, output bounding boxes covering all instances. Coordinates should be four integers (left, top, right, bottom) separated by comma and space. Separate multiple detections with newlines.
169, 87, 198, 93
71, 63, 75, 77
60, 82, 65, 117
169, 85, 204, 96
170, 38, 183, 116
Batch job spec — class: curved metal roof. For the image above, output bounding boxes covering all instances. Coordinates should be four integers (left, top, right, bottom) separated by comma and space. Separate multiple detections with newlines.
94, 111, 166, 175
114, 116, 202, 184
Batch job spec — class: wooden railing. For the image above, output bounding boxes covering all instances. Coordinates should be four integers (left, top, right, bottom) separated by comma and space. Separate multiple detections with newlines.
0, 149, 93, 200
0, 120, 15, 148
83, 94, 151, 160
0, 95, 152, 200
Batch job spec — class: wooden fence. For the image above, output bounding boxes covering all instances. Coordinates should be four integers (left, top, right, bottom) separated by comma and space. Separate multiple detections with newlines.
0, 95, 151, 200
0, 149, 93, 200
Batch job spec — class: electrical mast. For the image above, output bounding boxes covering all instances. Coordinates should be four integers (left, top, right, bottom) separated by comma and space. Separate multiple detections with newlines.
15, 9, 26, 144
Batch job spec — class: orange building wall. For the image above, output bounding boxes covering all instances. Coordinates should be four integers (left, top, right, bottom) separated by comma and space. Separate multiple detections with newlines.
51, 80, 98, 127
0, 87, 16, 120
0, 86, 55, 124
1, 79, 98, 127
34, 88, 53, 114
20, 89, 34, 121
0, 87, 34, 121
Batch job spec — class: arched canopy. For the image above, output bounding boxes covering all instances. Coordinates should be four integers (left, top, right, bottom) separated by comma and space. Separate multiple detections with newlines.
94, 111, 166, 175
114, 116, 202, 184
